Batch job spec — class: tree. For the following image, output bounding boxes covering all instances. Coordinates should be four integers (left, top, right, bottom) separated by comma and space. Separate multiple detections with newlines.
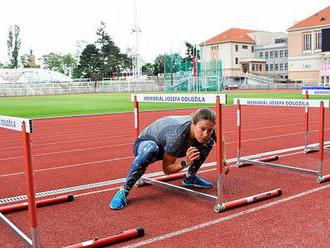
96, 21, 129, 78
152, 53, 184, 76
153, 55, 166, 76
77, 44, 102, 80
42, 53, 77, 76
96, 22, 118, 77
7, 25, 21, 68
142, 63, 154, 76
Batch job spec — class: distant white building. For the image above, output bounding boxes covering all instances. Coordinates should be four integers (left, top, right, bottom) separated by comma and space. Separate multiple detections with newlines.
254, 35, 288, 80
200, 28, 256, 78
200, 28, 288, 81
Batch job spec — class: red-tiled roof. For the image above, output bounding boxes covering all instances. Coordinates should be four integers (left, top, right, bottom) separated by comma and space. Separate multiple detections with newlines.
288, 5, 330, 31
201, 28, 256, 46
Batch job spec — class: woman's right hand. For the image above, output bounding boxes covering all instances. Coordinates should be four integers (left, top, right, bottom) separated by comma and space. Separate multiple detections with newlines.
186, 147, 200, 165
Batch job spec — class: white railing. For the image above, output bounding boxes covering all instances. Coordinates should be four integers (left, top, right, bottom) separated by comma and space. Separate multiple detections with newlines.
0, 78, 165, 96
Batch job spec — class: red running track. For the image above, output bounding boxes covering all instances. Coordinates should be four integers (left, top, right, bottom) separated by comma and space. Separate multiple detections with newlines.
0, 106, 330, 247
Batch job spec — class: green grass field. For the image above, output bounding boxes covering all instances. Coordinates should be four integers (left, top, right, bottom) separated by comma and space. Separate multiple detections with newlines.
0, 91, 328, 119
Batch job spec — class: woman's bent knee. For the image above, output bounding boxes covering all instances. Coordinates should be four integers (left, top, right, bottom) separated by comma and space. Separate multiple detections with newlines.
138, 141, 159, 156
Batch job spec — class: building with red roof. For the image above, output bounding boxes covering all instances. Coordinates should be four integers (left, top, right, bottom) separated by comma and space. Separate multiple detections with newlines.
288, 5, 330, 84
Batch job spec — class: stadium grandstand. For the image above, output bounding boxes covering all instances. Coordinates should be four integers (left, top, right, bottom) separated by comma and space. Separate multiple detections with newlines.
0, 68, 164, 96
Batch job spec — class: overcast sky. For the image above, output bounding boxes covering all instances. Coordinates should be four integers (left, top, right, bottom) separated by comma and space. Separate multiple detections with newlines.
0, 0, 329, 64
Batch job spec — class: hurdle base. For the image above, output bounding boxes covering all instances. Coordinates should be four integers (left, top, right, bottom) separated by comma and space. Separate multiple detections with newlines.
237, 156, 279, 168
316, 174, 330, 183
304, 148, 319, 154
304, 145, 330, 154
0, 194, 74, 214
135, 172, 186, 187
214, 188, 282, 213
63, 227, 144, 248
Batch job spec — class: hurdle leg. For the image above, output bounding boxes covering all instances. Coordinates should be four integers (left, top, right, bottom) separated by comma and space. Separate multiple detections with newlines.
316, 174, 330, 183
214, 188, 282, 213
238, 155, 279, 168
215, 97, 224, 207
64, 227, 145, 248
22, 122, 39, 248
0, 195, 74, 214
135, 172, 186, 187
316, 102, 326, 183
0, 212, 32, 247
236, 100, 242, 167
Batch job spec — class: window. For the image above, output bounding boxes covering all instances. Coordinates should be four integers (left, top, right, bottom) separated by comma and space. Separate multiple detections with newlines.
285, 50, 288, 57
275, 51, 278, 58
235, 57, 239, 64
270, 64, 273, 71
252, 64, 255, 71
259, 64, 262, 71
270, 51, 273, 58
280, 50, 284, 57
280, 64, 284, 71
285, 63, 288, 70
303, 33, 312, 50
275, 64, 278, 71
235, 45, 239, 52
251, 46, 254, 53
315, 32, 322, 50
265, 64, 269, 71
260, 52, 263, 58
265, 52, 269, 58
242, 45, 248, 49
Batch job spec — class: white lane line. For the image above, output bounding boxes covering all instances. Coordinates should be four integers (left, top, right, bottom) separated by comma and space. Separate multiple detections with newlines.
0, 156, 134, 178
0, 143, 133, 161
0, 134, 132, 151
123, 183, 330, 248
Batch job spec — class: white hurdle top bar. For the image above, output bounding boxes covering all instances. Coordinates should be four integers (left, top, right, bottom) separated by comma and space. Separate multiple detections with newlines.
131, 94, 227, 104
233, 98, 329, 108
0, 115, 32, 133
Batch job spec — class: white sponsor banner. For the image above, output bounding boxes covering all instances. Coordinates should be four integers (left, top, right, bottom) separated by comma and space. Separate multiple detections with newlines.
0, 115, 32, 133
131, 94, 227, 104
302, 89, 330, 95
233, 98, 329, 108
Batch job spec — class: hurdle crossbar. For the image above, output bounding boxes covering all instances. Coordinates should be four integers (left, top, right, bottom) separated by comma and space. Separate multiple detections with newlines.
132, 94, 282, 213
234, 98, 330, 183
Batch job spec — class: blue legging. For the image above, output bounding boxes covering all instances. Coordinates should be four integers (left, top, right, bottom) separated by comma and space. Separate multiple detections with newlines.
123, 139, 214, 192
